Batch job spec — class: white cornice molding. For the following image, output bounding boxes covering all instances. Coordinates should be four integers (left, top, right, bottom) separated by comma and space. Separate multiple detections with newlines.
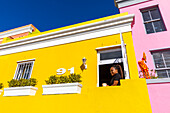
115, 0, 150, 8
0, 25, 34, 39
0, 14, 135, 56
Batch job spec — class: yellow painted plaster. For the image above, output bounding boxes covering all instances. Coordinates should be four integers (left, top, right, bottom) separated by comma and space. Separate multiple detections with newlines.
0, 31, 152, 113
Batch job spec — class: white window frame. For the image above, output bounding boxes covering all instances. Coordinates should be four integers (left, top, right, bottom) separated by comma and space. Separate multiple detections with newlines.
151, 51, 170, 78
140, 6, 166, 34
13, 59, 35, 80
146, 50, 170, 84
96, 45, 125, 87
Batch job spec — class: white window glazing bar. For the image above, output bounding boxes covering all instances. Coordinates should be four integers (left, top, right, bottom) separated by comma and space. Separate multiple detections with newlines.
162, 53, 170, 78
148, 10, 156, 33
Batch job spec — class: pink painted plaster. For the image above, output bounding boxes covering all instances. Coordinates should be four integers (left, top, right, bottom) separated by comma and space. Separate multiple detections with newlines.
147, 83, 170, 113
120, 0, 170, 70
119, 0, 170, 113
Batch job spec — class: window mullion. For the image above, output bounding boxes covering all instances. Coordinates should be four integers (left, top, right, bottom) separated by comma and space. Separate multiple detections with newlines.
144, 18, 161, 24
162, 53, 169, 77
162, 53, 167, 68
148, 11, 156, 33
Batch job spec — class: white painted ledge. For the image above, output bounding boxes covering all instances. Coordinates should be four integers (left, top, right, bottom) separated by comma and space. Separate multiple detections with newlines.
0, 90, 3, 95
42, 83, 82, 95
146, 78, 170, 84
0, 25, 34, 39
115, 0, 149, 8
0, 14, 134, 56
3, 86, 38, 96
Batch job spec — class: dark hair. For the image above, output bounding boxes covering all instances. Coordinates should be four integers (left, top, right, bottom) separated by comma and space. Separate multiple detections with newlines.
111, 65, 119, 70
111, 65, 123, 79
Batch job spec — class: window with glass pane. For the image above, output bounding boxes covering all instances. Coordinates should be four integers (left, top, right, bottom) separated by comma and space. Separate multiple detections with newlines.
141, 6, 166, 34
100, 50, 122, 60
152, 50, 170, 78
14, 61, 34, 80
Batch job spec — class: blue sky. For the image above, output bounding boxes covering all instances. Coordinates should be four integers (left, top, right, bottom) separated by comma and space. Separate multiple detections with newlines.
0, 0, 119, 32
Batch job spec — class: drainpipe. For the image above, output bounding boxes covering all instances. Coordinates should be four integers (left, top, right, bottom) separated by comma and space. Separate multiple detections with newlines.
120, 30, 130, 79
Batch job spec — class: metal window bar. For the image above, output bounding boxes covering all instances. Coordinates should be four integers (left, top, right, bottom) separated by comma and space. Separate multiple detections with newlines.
28, 63, 33, 79
18, 64, 25, 79
15, 64, 21, 80
25, 63, 32, 79
17, 64, 24, 80
15, 62, 33, 80
23, 63, 28, 79
25, 64, 30, 79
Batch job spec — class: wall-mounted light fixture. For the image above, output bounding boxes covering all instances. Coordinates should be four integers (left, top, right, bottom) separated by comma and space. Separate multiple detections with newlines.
80, 57, 87, 71
82, 57, 87, 69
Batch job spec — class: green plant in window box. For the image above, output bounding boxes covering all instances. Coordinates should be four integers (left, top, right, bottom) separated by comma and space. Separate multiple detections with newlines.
68, 73, 82, 83
45, 73, 82, 85
43, 73, 82, 95
0, 83, 4, 89
8, 78, 38, 87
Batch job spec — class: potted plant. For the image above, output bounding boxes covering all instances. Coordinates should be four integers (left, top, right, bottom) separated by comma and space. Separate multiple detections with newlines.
0, 83, 3, 95
3, 78, 38, 96
42, 73, 82, 95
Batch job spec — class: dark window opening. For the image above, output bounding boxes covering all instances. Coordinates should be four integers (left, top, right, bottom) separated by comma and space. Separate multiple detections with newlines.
99, 63, 124, 87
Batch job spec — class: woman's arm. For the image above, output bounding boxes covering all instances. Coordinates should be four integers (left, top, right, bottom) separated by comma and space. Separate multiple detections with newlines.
111, 80, 119, 86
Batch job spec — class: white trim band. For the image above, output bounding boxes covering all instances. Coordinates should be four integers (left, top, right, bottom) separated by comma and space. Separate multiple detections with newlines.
115, 0, 150, 8
0, 25, 34, 39
0, 14, 134, 56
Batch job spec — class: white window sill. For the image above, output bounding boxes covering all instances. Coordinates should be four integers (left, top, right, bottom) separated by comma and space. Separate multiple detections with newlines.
146, 78, 170, 84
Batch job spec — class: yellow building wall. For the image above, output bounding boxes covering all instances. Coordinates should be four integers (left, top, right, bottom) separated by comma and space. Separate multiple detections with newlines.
0, 32, 152, 113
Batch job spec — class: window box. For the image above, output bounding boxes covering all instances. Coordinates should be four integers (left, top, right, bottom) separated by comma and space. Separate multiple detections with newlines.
0, 90, 3, 95
3, 86, 38, 96
42, 83, 82, 95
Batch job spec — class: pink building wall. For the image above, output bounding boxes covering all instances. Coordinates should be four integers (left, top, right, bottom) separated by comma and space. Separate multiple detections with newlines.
120, 0, 170, 70
118, 0, 170, 113
147, 83, 170, 113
